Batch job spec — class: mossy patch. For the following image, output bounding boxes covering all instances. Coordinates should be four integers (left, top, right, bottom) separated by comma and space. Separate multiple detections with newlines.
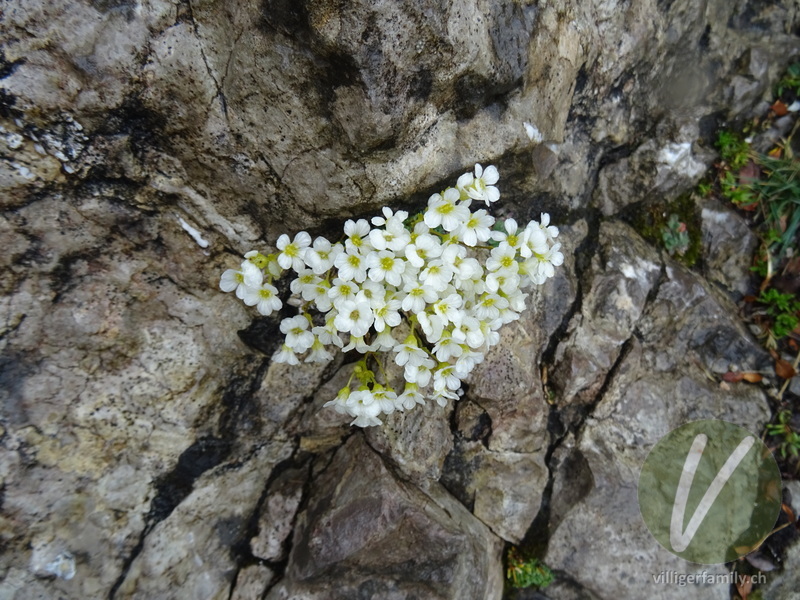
624, 191, 702, 267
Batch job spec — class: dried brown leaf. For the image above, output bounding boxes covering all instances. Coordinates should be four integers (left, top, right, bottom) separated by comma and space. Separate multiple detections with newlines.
775, 358, 796, 380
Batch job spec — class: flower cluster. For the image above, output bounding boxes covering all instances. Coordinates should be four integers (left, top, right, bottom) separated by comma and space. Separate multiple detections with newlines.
220, 164, 563, 427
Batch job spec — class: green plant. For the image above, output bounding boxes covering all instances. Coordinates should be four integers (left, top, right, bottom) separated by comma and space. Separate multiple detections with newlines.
751, 154, 800, 262
661, 213, 690, 256
758, 288, 800, 339
776, 62, 800, 97
766, 410, 800, 459
716, 130, 751, 171
720, 170, 759, 206
506, 547, 554, 589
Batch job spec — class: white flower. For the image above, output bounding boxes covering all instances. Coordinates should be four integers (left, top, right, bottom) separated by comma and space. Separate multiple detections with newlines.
455, 349, 484, 377
306, 279, 332, 312
373, 327, 400, 351
241, 282, 282, 316
280, 314, 315, 353
220, 268, 248, 297
431, 293, 464, 325
371, 207, 408, 227
394, 336, 429, 368
341, 335, 378, 353
456, 208, 494, 246
524, 243, 564, 283
405, 233, 441, 269
274, 343, 300, 365
400, 280, 439, 313
491, 218, 529, 253
313, 316, 344, 348
424, 188, 469, 232
433, 331, 463, 362
522, 222, 549, 257
404, 358, 435, 386
370, 208, 411, 252
433, 364, 462, 392
343, 219, 372, 253
486, 242, 518, 274
333, 299, 374, 337
276, 231, 312, 272
432, 387, 459, 407
305, 237, 342, 275
474, 292, 509, 321
372, 385, 397, 415
328, 278, 359, 307
367, 249, 406, 287
537, 213, 559, 241
450, 316, 484, 349
459, 164, 500, 205
372, 294, 402, 332
485, 271, 520, 295
290, 269, 321, 297
417, 311, 446, 344
334, 249, 368, 283
395, 383, 425, 410
419, 259, 454, 292
305, 338, 334, 363
355, 280, 386, 308
346, 388, 384, 427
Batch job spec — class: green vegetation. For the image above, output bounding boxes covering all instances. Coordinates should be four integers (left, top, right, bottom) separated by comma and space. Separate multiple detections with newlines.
661, 213, 690, 257
758, 289, 800, 340
766, 410, 800, 459
506, 547, 554, 589
629, 191, 702, 267
751, 154, 800, 263
716, 130, 752, 171
776, 62, 800, 97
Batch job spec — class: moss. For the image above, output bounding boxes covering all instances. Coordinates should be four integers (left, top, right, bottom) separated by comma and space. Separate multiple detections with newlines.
627, 192, 702, 267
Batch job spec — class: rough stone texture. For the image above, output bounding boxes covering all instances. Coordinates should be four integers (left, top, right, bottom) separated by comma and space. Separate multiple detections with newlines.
115, 440, 293, 599
763, 541, 800, 600
551, 221, 662, 423
269, 435, 504, 600
700, 198, 759, 300
544, 257, 774, 599
231, 564, 275, 600
250, 465, 308, 562
1, 0, 799, 598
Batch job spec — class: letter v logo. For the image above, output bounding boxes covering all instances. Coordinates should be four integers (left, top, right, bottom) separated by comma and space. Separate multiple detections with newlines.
669, 433, 755, 552
638, 420, 781, 564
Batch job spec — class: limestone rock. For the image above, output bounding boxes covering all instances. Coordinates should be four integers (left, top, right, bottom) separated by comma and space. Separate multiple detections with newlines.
551, 221, 662, 423
269, 435, 504, 600
544, 259, 773, 599
115, 441, 293, 600
700, 198, 759, 300
250, 466, 308, 562
1, 0, 798, 597
231, 564, 275, 600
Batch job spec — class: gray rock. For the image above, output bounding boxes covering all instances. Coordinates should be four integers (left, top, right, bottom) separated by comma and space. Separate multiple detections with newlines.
1, 0, 798, 597
762, 541, 800, 600
700, 198, 758, 300
551, 221, 662, 421
231, 564, 275, 600
251, 466, 308, 562
544, 258, 773, 599
115, 441, 293, 600
269, 435, 503, 600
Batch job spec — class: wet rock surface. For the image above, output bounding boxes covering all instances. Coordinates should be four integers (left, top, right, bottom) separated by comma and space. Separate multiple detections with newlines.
1, 0, 800, 599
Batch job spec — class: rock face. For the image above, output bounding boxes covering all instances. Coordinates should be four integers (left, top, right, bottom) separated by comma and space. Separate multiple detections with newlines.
1, 0, 799, 599
268, 435, 504, 600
